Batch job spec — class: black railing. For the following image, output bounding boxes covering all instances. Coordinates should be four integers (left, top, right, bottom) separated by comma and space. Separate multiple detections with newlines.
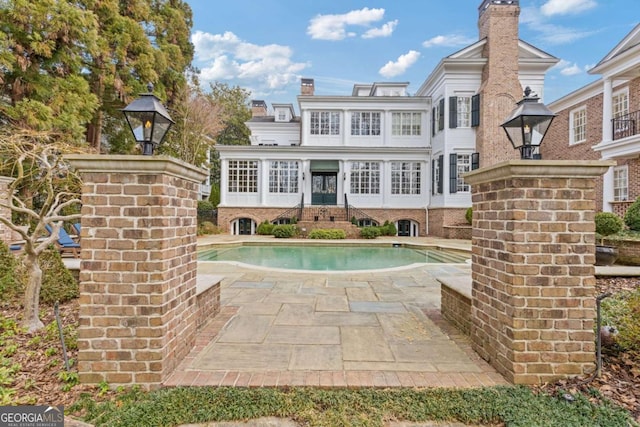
612, 110, 640, 140
344, 193, 374, 224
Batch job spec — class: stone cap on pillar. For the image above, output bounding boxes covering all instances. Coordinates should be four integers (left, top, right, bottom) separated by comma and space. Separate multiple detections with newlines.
463, 159, 616, 185
65, 154, 209, 184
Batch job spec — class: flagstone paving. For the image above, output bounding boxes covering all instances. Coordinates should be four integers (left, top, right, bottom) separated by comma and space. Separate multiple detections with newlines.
164, 258, 508, 389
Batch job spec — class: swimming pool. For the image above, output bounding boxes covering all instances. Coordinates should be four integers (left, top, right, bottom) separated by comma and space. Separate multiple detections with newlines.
198, 243, 469, 271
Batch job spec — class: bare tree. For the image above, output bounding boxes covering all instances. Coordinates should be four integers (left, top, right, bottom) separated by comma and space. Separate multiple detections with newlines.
161, 83, 228, 166
0, 129, 85, 332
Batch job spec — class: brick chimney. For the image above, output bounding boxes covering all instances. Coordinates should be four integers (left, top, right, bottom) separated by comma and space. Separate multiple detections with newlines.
301, 78, 315, 96
476, 0, 523, 167
251, 100, 268, 117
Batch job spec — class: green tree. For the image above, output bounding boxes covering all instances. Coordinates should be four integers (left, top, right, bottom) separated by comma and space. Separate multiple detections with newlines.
0, 0, 100, 140
0, 128, 84, 332
84, 0, 195, 152
207, 82, 251, 194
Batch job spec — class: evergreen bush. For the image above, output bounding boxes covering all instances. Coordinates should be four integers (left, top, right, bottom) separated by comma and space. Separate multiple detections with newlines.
601, 288, 640, 353
308, 229, 346, 239
272, 225, 296, 238
465, 207, 473, 225
0, 241, 19, 303
383, 221, 397, 236
624, 197, 640, 231
256, 220, 275, 235
360, 227, 381, 239
594, 212, 624, 237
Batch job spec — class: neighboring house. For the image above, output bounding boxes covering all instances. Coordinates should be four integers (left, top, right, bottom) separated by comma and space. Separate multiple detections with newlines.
216, 0, 558, 236
543, 23, 640, 217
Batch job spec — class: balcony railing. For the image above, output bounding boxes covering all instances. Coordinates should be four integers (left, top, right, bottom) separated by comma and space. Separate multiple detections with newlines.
612, 110, 640, 140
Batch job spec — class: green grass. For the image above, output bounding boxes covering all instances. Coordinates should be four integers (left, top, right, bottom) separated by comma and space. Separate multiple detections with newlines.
70, 385, 636, 427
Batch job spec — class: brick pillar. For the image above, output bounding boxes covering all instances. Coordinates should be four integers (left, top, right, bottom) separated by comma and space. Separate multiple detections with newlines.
0, 177, 15, 243
66, 155, 208, 390
464, 159, 614, 385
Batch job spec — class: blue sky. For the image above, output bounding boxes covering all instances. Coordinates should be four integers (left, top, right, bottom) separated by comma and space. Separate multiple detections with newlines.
186, 0, 638, 110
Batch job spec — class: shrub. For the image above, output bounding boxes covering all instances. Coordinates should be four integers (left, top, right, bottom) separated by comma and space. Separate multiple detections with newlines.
0, 241, 19, 303
272, 225, 296, 238
308, 229, 346, 239
601, 288, 640, 353
595, 212, 624, 237
37, 249, 78, 304
624, 197, 640, 231
256, 221, 275, 235
360, 227, 381, 239
383, 221, 397, 236
198, 221, 219, 235
465, 207, 473, 225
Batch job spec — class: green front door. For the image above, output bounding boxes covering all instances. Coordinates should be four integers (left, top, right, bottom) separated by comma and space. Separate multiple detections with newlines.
311, 173, 337, 205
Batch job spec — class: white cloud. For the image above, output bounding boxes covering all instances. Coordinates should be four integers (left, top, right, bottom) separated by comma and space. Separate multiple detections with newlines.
519, 6, 597, 45
307, 8, 386, 41
379, 50, 420, 78
541, 0, 597, 16
551, 59, 589, 76
422, 34, 475, 48
362, 20, 398, 39
191, 30, 309, 93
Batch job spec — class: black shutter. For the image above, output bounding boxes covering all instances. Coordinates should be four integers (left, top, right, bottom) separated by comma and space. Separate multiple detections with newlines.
471, 94, 480, 127
438, 155, 444, 194
431, 107, 436, 136
438, 98, 445, 131
471, 152, 480, 170
449, 153, 457, 194
431, 159, 435, 195
449, 97, 458, 129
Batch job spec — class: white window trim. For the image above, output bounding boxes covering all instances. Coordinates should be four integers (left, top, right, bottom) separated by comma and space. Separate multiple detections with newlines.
613, 165, 629, 202
612, 88, 629, 119
569, 106, 587, 145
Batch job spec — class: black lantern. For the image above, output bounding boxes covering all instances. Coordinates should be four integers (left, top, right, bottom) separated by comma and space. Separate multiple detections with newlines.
500, 87, 556, 160
122, 83, 174, 155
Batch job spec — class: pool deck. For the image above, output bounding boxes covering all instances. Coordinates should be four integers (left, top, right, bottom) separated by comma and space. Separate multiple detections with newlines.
163, 235, 507, 389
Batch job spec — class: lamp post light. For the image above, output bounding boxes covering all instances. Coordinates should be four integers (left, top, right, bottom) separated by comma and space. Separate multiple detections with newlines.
500, 87, 556, 160
122, 83, 174, 155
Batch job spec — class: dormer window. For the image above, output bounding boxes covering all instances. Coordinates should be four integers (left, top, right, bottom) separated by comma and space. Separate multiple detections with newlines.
277, 110, 287, 122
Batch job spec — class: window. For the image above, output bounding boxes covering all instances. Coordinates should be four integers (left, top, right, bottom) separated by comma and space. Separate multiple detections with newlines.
277, 110, 287, 122
612, 90, 629, 118
392, 112, 421, 136
449, 96, 472, 128
228, 160, 258, 193
449, 154, 470, 193
570, 107, 587, 144
391, 162, 421, 195
614, 165, 628, 202
269, 161, 299, 193
311, 111, 340, 135
350, 162, 380, 194
351, 112, 381, 136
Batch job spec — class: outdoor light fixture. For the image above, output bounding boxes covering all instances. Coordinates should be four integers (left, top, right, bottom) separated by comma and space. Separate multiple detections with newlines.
500, 87, 556, 160
122, 83, 174, 156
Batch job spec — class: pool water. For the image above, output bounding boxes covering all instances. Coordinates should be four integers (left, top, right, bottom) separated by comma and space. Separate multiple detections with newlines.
198, 244, 469, 271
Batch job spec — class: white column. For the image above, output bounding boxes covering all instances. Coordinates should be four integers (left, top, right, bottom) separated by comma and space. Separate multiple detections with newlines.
220, 159, 228, 205
601, 164, 614, 212
602, 78, 613, 143
301, 160, 309, 205
382, 160, 390, 208
260, 159, 269, 206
